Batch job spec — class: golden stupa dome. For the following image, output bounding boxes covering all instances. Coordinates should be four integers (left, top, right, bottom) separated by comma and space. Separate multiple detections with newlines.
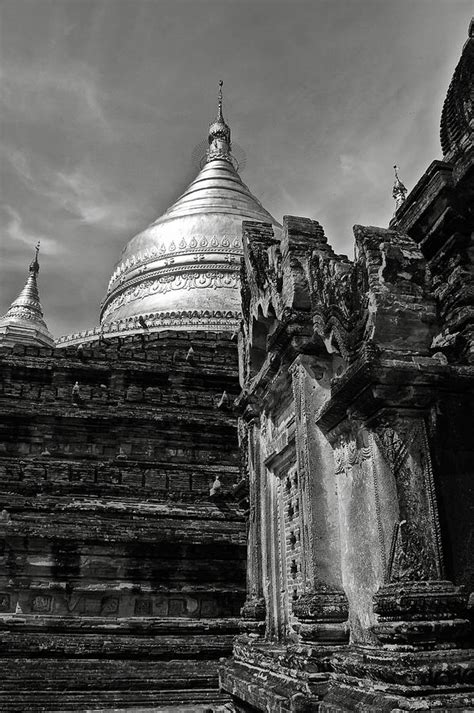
100, 82, 281, 334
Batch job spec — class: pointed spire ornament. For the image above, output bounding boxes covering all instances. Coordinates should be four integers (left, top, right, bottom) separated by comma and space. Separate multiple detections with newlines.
0, 242, 54, 348
206, 80, 232, 163
392, 165, 408, 211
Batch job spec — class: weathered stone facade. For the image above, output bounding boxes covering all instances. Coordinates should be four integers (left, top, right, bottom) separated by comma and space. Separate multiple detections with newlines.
220, 210, 473, 710
220, 22, 473, 712
0, 332, 245, 711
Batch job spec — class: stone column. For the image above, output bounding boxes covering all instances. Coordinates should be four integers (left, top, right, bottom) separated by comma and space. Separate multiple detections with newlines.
239, 413, 266, 636
289, 355, 348, 645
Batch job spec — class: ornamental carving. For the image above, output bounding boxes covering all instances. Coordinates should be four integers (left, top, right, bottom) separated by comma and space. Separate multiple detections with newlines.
57, 308, 241, 346
388, 520, 437, 582
375, 423, 414, 474
1, 309, 42, 323
373, 579, 469, 621
103, 270, 239, 320
108, 235, 242, 288
333, 436, 371, 475
31, 594, 52, 612
292, 583, 348, 623
134, 599, 153, 616
101, 596, 119, 615
374, 418, 443, 581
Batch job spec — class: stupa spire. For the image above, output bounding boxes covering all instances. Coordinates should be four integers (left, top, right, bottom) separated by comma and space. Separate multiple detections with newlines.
0, 242, 55, 348
206, 80, 232, 163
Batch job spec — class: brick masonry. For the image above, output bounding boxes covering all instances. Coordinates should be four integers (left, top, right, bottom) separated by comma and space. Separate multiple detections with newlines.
0, 331, 246, 711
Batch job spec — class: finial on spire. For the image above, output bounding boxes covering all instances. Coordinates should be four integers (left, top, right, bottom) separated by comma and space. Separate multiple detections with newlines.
206, 81, 232, 163
218, 80, 223, 117
29, 241, 40, 274
392, 165, 407, 211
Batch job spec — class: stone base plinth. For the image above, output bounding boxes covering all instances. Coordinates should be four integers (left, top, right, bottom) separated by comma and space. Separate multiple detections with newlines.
220, 636, 347, 712
320, 683, 474, 712
322, 644, 474, 711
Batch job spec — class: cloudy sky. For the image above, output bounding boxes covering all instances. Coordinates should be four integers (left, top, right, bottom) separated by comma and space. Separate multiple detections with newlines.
1, 0, 471, 337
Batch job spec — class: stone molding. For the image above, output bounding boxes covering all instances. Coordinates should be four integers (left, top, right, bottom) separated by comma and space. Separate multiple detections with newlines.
107, 235, 243, 289
102, 267, 239, 322
56, 309, 241, 347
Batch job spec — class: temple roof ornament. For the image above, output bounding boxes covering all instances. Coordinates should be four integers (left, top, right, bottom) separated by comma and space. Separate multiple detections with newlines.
94, 84, 281, 339
0, 242, 55, 348
207, 80, 232, 164
392, 165, 407, 211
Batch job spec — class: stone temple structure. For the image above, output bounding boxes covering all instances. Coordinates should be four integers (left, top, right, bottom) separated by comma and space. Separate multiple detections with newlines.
0, 84, 279, 711
0, 22, 473, 713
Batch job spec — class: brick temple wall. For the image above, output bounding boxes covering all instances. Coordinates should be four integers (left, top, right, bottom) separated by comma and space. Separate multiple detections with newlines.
0, 331, 246, 711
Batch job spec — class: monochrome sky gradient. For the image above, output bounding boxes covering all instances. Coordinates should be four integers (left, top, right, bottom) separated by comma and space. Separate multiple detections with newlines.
1, 0, 472, 337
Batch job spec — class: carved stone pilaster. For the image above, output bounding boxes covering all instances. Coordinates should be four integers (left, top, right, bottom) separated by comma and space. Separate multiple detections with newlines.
289, 355, 349, 647
370, 412, 470, 648
374, 415, 443, 580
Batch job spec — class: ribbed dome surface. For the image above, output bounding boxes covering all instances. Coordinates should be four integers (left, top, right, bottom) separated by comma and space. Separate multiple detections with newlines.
101, 155, 281, 332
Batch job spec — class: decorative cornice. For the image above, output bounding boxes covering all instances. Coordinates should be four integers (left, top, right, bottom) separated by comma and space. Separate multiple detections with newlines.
56, 308, 241, 347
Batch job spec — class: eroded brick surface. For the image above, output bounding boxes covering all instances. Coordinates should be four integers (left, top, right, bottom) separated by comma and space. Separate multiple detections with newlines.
0, 332, 246, 711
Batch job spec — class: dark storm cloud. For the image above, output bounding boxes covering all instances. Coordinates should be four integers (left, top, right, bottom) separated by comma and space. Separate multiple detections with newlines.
0, 0, 471, 337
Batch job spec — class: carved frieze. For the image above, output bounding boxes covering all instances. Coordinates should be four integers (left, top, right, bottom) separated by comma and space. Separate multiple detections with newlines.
134, 599, 153, 616
102, 268, 239, 320
57, 308, 241, 346
31, 594, 52, 613
108, 234, 242, 289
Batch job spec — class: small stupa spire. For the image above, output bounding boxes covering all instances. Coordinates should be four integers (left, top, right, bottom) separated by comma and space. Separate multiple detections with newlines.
0, 242, 55, 348
392, 165, 407, 211
206, 80, 232, 163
